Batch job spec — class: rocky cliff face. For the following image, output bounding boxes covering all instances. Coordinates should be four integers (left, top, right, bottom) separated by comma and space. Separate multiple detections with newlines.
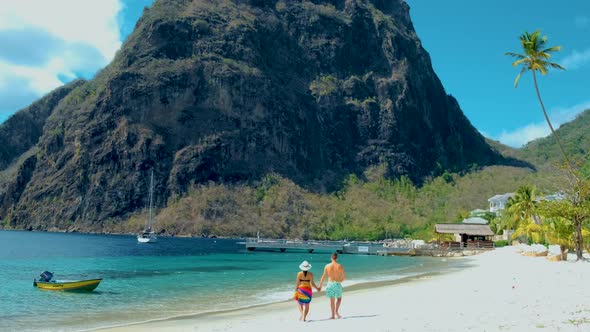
0, 80, 84, 170
0, 0, 505, 230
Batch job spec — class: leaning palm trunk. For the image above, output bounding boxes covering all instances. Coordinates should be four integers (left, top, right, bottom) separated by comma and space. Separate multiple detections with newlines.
532, 71, 573, 171
507, 30, 586, 261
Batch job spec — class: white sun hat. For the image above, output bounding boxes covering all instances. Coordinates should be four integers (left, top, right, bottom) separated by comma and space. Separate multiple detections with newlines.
299, 260, 312, 271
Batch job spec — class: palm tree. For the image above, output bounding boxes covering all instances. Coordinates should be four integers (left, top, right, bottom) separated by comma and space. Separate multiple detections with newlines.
506, 31, 569, 166
503, 185, 543, 243
536, 186, 590, 261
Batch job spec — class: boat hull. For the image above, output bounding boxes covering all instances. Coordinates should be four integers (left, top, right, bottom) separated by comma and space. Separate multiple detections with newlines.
137, 234, 157, 243
34, 279, 102, 291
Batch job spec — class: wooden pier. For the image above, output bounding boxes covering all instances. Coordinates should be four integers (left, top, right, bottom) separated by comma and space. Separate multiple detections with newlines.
245, 238, 344, 253
244, 238, 415, 255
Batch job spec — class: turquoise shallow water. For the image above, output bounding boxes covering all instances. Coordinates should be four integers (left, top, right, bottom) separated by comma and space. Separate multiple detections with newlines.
0, 231, 456, 331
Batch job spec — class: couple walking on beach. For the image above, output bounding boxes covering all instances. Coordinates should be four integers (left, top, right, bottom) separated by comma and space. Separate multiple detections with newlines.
294, 252, 346, 322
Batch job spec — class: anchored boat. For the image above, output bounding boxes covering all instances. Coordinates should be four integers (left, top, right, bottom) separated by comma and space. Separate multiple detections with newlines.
137, 170, 157, 243
33, 271, 102, 292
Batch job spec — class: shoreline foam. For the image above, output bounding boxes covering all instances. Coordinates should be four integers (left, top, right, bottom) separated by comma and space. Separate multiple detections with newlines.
96, 247, 590, 332
93, 259, 471, 331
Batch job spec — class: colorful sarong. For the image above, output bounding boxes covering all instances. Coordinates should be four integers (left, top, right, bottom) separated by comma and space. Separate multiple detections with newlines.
326, 281, 343, 298
295, 285, 313, 304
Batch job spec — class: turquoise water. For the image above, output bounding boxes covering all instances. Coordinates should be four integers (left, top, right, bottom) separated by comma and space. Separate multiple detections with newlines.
0, 231, 455, 331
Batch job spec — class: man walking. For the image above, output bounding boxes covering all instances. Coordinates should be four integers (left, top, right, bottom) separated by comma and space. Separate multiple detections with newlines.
318, 252, 346, 319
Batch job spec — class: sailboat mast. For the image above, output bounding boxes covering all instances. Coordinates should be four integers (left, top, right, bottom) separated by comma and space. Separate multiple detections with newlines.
148, 170, 154, 229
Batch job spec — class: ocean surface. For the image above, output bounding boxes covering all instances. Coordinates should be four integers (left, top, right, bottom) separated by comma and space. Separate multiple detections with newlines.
0, 231, 462, 331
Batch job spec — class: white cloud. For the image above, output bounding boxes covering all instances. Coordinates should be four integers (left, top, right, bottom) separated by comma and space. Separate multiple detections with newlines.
0, 0, 123, 117
0, 0, 122, 61
496, 100, 590, 147
561, 48, 590, 70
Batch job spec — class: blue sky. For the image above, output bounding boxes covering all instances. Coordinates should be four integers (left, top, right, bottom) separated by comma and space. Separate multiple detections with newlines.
0, 0, 152, 123
0, 1, 588, 147
406, 0, 590, 146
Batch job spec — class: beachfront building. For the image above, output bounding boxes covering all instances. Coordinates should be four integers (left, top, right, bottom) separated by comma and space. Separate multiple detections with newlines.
488, 193, 514, 214
469, 209, 488, 217
462, 217, 489, 225
536, 191, 567, 202
434, 223, 495, 249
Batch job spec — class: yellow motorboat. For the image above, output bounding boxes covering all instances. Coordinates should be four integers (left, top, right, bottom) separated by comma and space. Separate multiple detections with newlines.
33, 271, 102, 291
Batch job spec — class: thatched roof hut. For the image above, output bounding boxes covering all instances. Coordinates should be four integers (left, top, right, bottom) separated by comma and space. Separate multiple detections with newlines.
435, 223, 495, 249
435, 224, 494, 236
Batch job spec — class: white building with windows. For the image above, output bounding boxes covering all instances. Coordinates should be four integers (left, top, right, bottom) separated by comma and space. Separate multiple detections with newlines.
536, 191, 567, 202
488, 193, 514, 214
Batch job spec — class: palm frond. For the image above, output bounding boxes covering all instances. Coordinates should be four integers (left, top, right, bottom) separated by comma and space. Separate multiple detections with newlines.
505, 52, 526, 59
508, 30, 563, 85
542, 46, 561, 53
538, 66, 548, 75
512, 58, 528, 67
548, 62, 566, 70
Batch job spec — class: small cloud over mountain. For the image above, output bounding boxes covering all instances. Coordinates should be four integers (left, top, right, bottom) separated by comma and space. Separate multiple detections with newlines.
496, 100, 590, 147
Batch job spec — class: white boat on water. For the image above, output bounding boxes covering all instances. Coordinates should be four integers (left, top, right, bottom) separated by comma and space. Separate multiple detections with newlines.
137, 230, 157, 243
137, 170, 157, 243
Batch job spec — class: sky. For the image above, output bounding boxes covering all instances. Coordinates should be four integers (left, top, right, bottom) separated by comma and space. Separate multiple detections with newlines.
406, 0, 590, 147
0, 0, 152, 122
0, 0, 588, 148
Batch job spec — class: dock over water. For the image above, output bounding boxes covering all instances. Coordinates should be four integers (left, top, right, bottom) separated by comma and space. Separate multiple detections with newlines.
244, 238, 415, 255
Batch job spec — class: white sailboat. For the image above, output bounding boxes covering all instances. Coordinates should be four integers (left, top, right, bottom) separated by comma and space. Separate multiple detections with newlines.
137, 170, 157, 243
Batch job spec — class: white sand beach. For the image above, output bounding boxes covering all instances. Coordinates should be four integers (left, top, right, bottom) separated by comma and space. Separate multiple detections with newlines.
99, 247, 590, 332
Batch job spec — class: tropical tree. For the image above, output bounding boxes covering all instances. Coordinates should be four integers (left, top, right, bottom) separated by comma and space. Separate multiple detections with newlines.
502, 185, 543, 243
506, 32, 590, 261
540, 216, 590, 260
505, 30, 569, 166
537, 170, 590, 260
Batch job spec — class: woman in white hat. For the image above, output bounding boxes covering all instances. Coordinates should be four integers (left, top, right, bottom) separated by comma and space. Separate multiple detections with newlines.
294, 260, 320, 321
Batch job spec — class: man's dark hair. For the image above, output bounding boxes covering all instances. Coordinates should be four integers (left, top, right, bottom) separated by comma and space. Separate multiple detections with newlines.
332, 252, 338, 260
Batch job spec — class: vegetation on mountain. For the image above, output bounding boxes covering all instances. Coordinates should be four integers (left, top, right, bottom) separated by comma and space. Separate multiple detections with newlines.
0, 80, 84, 171
519, 110, 590, 169
95, 164, 557, 240
0, 0, 510, 231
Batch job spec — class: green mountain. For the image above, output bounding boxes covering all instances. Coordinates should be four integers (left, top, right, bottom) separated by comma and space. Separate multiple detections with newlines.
0, 0, 514, 232
520, 109, 590, 168
487, 109, 590, 170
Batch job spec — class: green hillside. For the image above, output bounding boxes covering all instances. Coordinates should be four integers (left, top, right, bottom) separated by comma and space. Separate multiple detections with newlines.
519, 109, 590, 168
102, 164, 562, 240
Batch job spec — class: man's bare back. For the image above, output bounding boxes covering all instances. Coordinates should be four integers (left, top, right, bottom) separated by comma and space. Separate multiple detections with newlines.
318, 253, 346, 319
324, 262, 345, 282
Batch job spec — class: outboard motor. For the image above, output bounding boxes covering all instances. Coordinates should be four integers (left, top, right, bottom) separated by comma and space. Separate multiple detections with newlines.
40, 271, 53, 282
